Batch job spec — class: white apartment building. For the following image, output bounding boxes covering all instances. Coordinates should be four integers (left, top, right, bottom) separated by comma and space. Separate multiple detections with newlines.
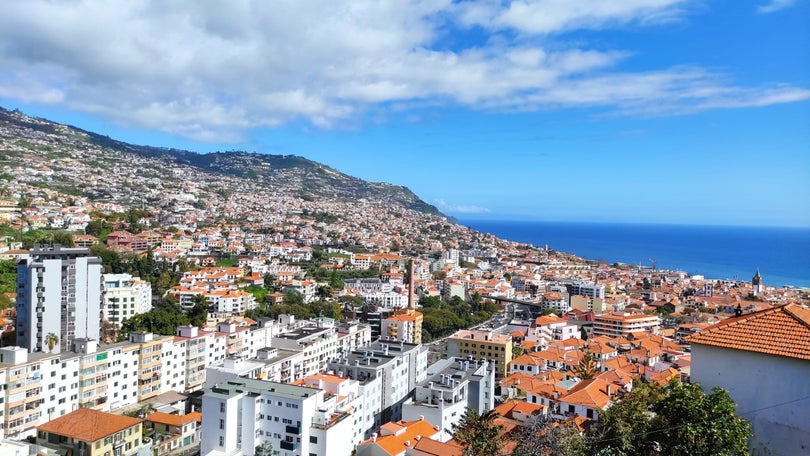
174, 325, 212, 392
525, 315, 581, 349
200, 378, 361, 456
592, 313, 661, 338
568, 281, 606, 300
103, 273, 153, 329
360, 290, 408, 310
204, 289, 256, 313
402, 357, 494, 441
336, 322, 372, 357
271, 325, 339, 382
16, 245, 103, 353
326, 341, 428, 435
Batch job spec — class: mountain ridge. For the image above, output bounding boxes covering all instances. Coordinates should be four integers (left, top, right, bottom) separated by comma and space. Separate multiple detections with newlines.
0, 106, 445, 218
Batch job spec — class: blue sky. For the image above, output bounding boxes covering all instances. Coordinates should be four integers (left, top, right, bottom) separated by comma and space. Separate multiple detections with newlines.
1, 0, 808, 227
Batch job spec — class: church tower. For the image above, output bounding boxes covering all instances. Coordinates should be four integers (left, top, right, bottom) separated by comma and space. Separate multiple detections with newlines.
752, 269, 763, 296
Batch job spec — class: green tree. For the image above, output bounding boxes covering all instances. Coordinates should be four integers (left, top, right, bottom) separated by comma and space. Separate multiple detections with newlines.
90, 245, 125, 273
283, 291, 305, 307
575, 350, 599, 380
255, 441, 274, 456
450, 408, 504, 456
651, 382, 752, 456
512, 414, 586, 456
187, 295, 208, 328
45, 333, 59, 352
589, 381, 751, 456
263, 273, 277, 290
121, 309, 190, 336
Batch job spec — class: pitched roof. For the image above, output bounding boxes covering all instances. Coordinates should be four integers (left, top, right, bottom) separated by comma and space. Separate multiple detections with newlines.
38, 408, 142, 442
360, 418, 439, 456
144, 411, 198, 427
557, 378, 614, 410
686, 303, 810, 360
412, 437, 464, 456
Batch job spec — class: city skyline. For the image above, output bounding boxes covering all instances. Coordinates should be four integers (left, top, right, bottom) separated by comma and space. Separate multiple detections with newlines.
1, 1, 808, 227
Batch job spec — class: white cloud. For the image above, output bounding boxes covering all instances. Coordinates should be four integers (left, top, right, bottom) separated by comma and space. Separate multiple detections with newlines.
434, 199, 491, 214
0, 0, 805, 141
757, 0, 797, 13
458, 0, 689, 34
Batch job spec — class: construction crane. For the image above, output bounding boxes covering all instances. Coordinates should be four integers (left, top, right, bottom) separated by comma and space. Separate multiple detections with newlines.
650, 259, 657, 271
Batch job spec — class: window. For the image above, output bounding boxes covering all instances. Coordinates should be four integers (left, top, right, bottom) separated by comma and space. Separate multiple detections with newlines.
310, 436, 317, 443
219, 419, 224, 430
219, 436, 224, 447
220, 403, 225, 413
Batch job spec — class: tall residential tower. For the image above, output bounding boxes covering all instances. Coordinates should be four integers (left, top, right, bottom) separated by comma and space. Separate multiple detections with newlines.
16, 245, 103, 353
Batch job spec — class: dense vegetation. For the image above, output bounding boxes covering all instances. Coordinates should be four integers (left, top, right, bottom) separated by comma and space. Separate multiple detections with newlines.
419, 294, 500, 342
504, 381, 752, 456
0, 259, 16, 308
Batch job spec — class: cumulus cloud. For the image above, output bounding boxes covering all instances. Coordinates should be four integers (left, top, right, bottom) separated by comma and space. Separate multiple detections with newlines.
757, 0, 797, 13
434, 199, 491, 214
0, 0, 805, 141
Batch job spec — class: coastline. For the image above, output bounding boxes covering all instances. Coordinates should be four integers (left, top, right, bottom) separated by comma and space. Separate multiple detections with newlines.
460, 219, 810, 289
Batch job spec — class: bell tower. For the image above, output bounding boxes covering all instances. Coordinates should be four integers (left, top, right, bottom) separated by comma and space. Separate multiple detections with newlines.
751, 269, 763, 296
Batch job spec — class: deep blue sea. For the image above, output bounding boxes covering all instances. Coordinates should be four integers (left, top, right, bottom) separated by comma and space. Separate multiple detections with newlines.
460, 220, 810, 289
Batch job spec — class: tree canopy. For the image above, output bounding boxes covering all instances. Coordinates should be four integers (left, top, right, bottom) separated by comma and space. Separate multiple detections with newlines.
450, 408, 504, 456
515, 381, 752, 456
506, 381, 751, 456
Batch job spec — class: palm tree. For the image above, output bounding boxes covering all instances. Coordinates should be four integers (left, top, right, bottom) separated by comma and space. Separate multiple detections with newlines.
450, 408, 504, 456
45, 332, 59, 352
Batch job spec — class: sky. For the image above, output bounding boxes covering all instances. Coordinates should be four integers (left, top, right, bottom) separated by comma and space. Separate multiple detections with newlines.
0, 0, 808, 227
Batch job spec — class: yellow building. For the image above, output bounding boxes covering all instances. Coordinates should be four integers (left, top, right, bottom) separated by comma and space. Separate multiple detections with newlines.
37, 408, 145, 456
129, 332, 166, 401
381, 309, 423, 344
446, 329, 513, 378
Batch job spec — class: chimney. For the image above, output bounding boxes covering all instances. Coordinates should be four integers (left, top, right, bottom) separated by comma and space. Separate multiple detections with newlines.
408, 259, 416, 310
372, 433, 378, 443
606, 384, 612, 396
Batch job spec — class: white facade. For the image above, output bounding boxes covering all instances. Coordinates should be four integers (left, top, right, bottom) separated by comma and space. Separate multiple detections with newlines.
691, 344, 810, 456
361, 291, 408, 310
271, 325, 339, 382
16, 245, 103, 353
402, 357, 494, 442
103, 273, 152, 328
200, 378, 359, 456
326, 341, 428, 435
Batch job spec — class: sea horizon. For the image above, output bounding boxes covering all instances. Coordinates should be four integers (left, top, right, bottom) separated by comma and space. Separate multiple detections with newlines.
460, 219, 810, 289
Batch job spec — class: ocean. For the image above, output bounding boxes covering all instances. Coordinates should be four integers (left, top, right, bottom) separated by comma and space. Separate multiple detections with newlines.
460, 220, 810, 289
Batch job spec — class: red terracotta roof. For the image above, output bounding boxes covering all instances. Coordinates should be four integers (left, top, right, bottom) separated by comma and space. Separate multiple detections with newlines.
38, 408, 142, 442
686, 303, 810, 360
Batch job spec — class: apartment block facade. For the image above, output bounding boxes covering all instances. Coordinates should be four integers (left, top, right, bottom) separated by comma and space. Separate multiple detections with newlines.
16, 245, 103, 353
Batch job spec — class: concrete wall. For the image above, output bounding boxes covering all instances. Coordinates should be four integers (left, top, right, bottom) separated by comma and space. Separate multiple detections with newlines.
691, 344, 810, 456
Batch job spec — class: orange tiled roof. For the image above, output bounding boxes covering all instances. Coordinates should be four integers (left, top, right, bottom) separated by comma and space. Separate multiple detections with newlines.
557, 378, 613, 410
412, 437, 464, 456
686, 303, 810, 360
145, 411, 198, 427
38, 408, 142, 442
360, 418, 439, 456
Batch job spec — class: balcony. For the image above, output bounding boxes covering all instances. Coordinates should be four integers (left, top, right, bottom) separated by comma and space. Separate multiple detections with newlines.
285, 425, 301, 435
280, 441, 298, 451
